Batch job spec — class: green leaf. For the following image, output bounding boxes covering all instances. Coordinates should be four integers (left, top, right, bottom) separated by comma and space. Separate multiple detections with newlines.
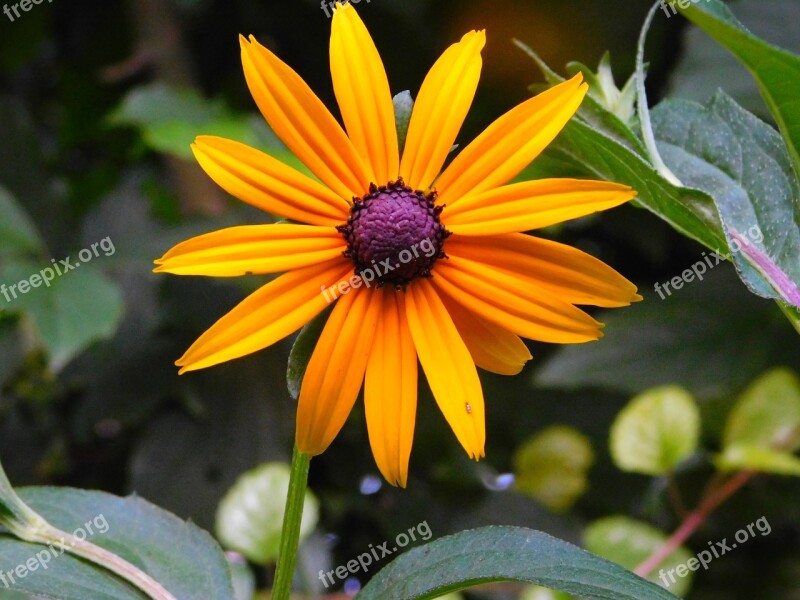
287, 305, 333, 400
610, 386, 700, 476
565, 52, 636, 124
651, 92, 800, 309
357, 526, 679, 600
584, 516, 694, 598
215, 463, 319, 564
723, 368, 800, 451
0, 261, 124, 371
519, 92, 727, 254
716, 444, 800, 477
0, 486, 235, 599
111, 84, 307, 173
226, 554, 256, 600
0, 184, 44, 259
513, 425, 594, 512
141, 117, 259, 160
520, 50, 800, 320
676, 0, 800, 181
393, 91, 414, 157
668, 0, 800, 116
514, 43, 647, 158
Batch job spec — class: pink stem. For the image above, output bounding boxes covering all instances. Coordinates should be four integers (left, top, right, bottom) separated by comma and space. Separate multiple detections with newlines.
634, 470, 755, 577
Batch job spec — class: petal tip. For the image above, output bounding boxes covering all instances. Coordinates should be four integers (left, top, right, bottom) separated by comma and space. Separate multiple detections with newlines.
461, 29, 487, 51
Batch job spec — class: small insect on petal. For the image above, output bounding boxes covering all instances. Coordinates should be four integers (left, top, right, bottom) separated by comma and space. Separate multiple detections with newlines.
465, 402, 472, 414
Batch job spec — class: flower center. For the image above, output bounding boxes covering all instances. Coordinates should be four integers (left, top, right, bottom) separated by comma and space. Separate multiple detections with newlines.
337, 179, 449, 287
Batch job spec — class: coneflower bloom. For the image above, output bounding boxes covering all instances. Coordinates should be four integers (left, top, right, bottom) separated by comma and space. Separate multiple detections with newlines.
155, 3, 640, 486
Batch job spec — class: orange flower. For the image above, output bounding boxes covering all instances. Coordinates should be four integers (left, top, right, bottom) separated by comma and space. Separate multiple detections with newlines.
155, 3, 640, 486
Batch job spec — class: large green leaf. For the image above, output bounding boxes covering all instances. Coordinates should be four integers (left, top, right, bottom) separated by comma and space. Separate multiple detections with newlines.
535, 116, 725, 252
0, 261, 124, 371
0, 487, 235, 600
668, 0, 800, 116
652, 93, 800, 308
519, 51, 725, 254
676, 0, 800, 180
520, 46, 800, 318
357, 526, 678, 600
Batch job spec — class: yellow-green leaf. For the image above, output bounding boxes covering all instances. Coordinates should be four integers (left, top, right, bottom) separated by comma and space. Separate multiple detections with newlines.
723, 368, 800, 452
610, 386, 700, 476
716, 444, 800, 477
584, 516, 694, 598
513, 425, 594, 512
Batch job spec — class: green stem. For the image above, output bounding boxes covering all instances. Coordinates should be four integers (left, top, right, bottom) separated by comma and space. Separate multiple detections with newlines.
23, 523, 177, 600
636, 1, 682, 186
0, 461, 175, 600
272, 446, 311, 600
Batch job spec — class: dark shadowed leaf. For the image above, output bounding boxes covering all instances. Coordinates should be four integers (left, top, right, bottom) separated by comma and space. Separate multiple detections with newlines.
358, 526, 678, 600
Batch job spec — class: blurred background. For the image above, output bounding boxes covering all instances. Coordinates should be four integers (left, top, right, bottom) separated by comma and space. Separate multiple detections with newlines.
1, 0, 799, 598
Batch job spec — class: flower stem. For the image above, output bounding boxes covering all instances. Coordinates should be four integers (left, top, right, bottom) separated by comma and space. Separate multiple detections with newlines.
273, 445, 311, 600
634, 470, 755, 577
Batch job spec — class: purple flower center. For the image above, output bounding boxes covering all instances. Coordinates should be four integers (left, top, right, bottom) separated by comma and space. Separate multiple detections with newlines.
337, 179, 449, 287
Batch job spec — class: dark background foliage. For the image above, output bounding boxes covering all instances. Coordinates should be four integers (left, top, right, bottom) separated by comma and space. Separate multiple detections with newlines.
1, 0, 799, 598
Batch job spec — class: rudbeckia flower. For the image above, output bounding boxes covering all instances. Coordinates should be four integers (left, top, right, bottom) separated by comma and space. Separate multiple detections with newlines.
155, 3, 641, 487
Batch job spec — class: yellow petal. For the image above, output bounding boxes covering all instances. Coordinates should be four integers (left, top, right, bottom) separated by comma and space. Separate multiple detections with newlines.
446, 233, 642, 307
297, 285, 382, 456
432, 257, 603, 344
176, 258, 352, 373
405, 279, 485, 459
192, 136, 349, 226
442, 178, 636, 236
154, 224, 346, 277
436, 74, 588, 205
364, 287, 417, 487
399, 30, 485, 190
240, 35, 370, 199
442, 296, 532, 375
331, 4, 399, 184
